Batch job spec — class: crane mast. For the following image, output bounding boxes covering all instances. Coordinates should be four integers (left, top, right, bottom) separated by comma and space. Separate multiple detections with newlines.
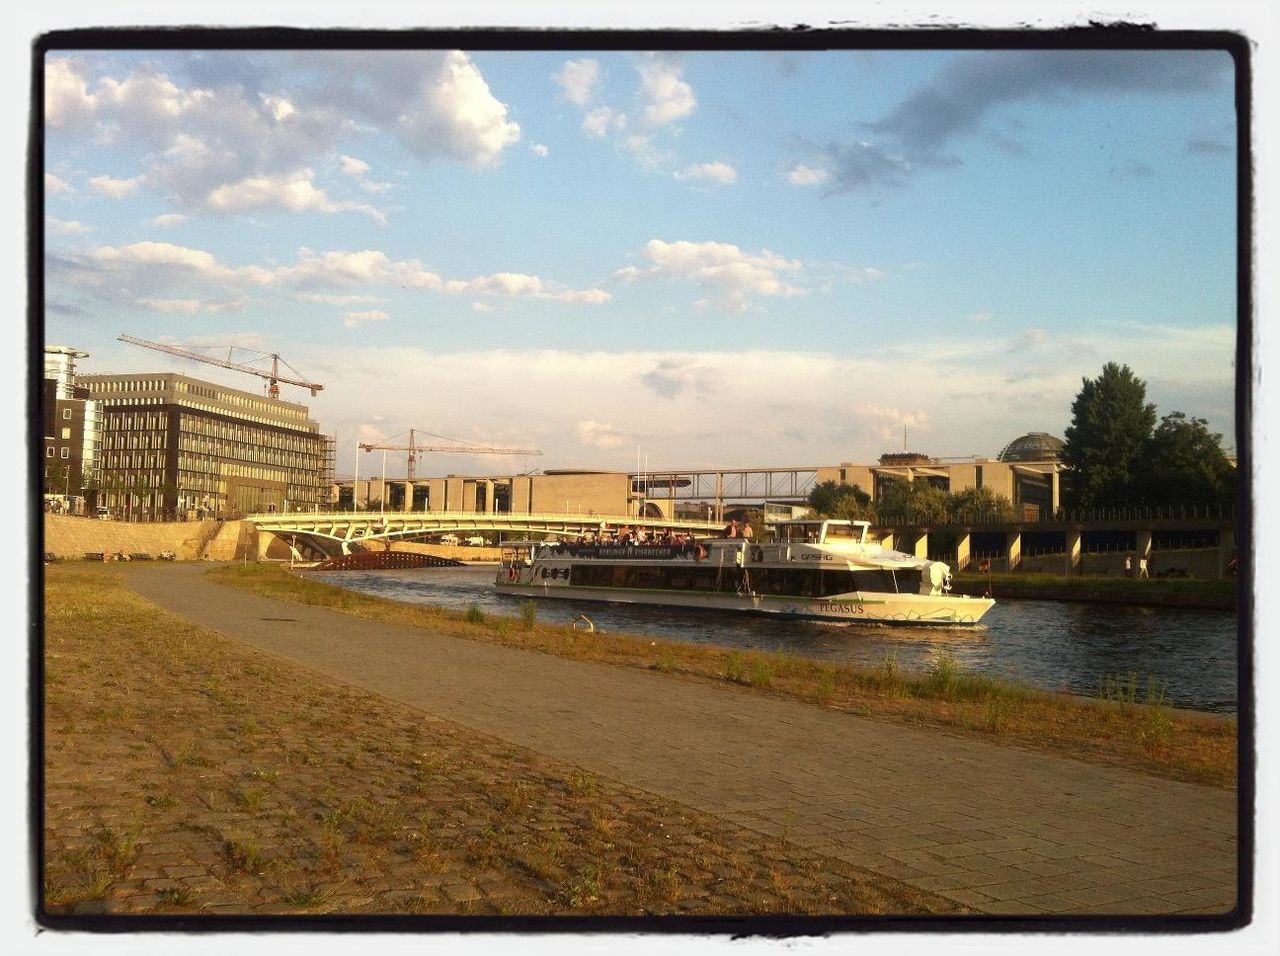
117, 334, 324, 399
359, 428, 542, 480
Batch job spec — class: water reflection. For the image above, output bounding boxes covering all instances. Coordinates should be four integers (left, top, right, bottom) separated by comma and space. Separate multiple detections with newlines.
310, 567, 1238, 715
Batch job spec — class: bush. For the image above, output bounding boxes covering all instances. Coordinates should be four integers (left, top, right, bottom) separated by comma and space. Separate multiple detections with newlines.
464, 605, 486, 625
519, 601, 538, 631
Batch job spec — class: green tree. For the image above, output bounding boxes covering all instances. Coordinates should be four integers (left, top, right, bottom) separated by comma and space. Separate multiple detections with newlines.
948, 486, 1016, 522
876, 479, 949, 524
44, 462, 72, 497
806, 480, 871, 516
1060, 363, 1157, 510
1142, 412, 1236, 508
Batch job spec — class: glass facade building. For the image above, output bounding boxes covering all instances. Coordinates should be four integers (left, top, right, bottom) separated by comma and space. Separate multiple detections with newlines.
77, 372, 332, 520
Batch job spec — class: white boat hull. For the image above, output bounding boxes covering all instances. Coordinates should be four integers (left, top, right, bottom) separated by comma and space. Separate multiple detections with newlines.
495, 580, 994, 625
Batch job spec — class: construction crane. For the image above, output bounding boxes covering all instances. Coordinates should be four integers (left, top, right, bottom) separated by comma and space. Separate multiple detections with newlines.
359, 428, 541, 480
117, 334, 324, 399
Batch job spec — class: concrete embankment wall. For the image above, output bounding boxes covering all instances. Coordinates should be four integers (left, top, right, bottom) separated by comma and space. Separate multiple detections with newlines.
205, 521, 257, 561
950, 580, 1236, 610
1012, 547, 1225, 579
42, 514, 223, 560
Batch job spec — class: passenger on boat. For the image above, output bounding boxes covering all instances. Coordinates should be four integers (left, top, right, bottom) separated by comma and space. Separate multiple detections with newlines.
724, 520, 739, 538
741, 521, 754, 540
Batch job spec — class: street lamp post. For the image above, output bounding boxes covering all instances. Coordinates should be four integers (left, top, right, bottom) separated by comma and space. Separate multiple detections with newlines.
381, 449, 387, 516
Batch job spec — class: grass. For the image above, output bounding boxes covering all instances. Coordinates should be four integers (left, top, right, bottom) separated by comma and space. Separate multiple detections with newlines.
43, 563, 955, 917
206, 562, 1237, 790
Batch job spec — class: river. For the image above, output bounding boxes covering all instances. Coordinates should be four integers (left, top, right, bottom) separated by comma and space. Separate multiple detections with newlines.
309, 566, 1239, 715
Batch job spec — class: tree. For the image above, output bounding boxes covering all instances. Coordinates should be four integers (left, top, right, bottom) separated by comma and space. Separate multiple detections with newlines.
807, 480, 871, 515
805, 480, 876, 523
948, 486, 1016, 523
876, 479, 949, 524
1060, 363, 1157, 510
1142, 412, 1236, 508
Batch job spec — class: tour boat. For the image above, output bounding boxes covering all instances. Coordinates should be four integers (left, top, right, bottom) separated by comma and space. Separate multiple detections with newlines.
495, 519, 994, 625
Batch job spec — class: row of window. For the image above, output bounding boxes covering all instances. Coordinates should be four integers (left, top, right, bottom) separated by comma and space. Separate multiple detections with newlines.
177, 438, 320, 470
46, 447, 70, 458
179, 397, 310, 428
565, 564, 925, 596
102, 411, 168, 431
181, 412, 319, 448
102, 453, 164, 471
104, 433, 164, 451
92, 378, 168, 392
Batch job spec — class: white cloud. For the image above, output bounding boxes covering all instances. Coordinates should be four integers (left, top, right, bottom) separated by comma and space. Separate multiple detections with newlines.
343, 309, 390, 328
674, 161, 737, 186
577, 419, 626, 449
397, 50, 520, 167
786, 164, 831, 187
554, 59, 600, 107
45, 52, 519, 220
339, 155, 370, 177
137, 296, 248, 314
44, 57, 98, 129
559, 56, 693, 171
149, 213, 187, 228
612, 239, 805, 311
582, 106, 625, 139
58, 240, 609, 316
47, 217, 92, 236
205, 169, 386, 223
287, 323, 1232, 475
531, 143, 549, 158
89, 174, 143, 198
294, 292, 386, 306
45, 172, 74, 196
620, 134, 671, 169
969, 311, 993, 323
637, 55, 696, 127
471, 301, 495, 313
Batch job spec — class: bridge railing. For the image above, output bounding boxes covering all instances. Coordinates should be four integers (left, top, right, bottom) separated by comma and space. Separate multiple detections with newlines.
872, 502, 1236, 528
248, 510, 725, 529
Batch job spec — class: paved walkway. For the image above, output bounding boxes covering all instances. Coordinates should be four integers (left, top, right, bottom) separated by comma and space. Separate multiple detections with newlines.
126, 564, 1238, 916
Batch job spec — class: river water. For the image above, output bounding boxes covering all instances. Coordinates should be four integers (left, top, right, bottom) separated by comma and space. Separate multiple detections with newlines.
310, 567, 1240, 715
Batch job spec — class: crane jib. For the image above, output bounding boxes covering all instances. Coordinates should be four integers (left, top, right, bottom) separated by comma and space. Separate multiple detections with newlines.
117, 333, 323, 396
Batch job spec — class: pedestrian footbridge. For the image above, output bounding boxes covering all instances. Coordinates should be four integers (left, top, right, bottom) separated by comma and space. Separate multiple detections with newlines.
245, 510, 724, 559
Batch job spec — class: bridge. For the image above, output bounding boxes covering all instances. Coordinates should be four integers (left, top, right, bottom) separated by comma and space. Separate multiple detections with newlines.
245, 510, 725, 560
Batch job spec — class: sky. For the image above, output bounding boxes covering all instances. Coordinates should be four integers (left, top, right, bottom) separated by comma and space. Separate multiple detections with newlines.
41, 40, 1240, 480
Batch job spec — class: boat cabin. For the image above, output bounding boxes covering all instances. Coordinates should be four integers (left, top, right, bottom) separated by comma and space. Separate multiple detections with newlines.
774, 519, 869, 546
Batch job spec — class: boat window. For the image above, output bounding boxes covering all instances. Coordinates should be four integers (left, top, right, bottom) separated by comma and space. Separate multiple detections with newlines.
824, 523, 854, 538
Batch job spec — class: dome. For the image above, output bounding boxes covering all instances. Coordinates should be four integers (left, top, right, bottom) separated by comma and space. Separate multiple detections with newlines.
997, 432, 1064, 462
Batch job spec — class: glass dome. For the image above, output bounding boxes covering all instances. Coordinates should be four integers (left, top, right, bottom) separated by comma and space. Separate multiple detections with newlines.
997, 432, 1064, 462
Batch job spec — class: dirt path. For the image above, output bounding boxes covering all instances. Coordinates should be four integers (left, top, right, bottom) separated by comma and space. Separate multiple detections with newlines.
126, 563, 1239, 916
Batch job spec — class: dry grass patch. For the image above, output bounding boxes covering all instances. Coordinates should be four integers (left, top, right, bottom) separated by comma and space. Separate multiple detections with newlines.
43, 563, 957, 918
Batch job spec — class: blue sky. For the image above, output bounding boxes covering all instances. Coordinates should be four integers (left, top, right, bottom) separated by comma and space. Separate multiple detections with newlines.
42, 44, 1239, 477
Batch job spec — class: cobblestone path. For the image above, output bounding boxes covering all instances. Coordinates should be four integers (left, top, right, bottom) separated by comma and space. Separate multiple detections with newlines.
127, 564, 1238, 917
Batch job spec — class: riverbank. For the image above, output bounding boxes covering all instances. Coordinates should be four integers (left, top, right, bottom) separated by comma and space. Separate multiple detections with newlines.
209, 564, 1236, 790
43, 563, 955, 918
951, 572, 1237, 610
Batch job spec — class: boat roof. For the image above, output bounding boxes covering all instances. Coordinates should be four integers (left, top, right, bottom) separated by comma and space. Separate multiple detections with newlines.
776, 518, 871, 527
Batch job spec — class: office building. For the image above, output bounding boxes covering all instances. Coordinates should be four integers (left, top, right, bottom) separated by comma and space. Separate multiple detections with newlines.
76, 371, 334, 520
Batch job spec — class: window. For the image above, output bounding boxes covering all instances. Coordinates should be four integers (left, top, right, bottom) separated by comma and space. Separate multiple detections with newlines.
60, 448, 69, 459
61, 427, 71, 439
46, 447, 54, 457
62, 408, 71, 420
